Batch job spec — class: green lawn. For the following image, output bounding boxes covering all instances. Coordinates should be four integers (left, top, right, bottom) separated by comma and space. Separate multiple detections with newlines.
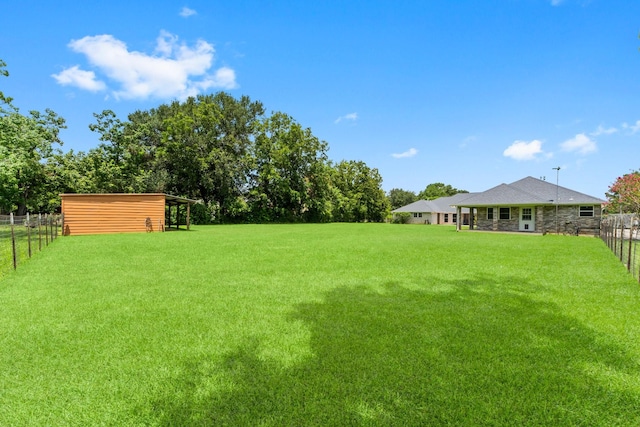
1, 224, 639, 426
1, 222, 60, 279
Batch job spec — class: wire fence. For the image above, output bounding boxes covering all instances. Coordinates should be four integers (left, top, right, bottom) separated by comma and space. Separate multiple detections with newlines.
0, 213, 62, 278
600, 214, 640, 283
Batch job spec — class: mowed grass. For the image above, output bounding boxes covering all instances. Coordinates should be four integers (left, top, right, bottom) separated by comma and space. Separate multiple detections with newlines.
0, 224, 59, 279
1, 224, 640, 426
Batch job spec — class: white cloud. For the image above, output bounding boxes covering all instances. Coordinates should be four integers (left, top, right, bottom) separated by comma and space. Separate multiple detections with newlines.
204, 67, 236, 90
179, 7, 197, 17
560, 133, 597, 155
590, 124, 617, 136
503, 140, 545, 161
334, 112, 358, 124
622, 120, 640, 134
155, 30, 179, 56
391, 148, 418, 159
56, 32, 237, 100
51, 65, 106, 92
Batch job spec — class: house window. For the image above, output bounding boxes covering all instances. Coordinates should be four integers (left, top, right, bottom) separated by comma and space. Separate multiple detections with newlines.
499, 207, 511, 220
487, 208, 494, 220
522, 208, 532, 221
418, 213, 422, 218
413, 213, 418, 218
452, 213, 457, 223
579, 206, 594, 217
413, 213, 423, 218
444, 214, 449, 223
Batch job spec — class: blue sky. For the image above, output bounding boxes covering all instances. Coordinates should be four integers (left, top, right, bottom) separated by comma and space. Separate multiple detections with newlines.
2, 0, 639, 198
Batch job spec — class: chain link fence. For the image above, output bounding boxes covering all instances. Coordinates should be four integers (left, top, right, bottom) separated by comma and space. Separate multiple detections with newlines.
0, 213, 62, 278
600, 214, 640, 282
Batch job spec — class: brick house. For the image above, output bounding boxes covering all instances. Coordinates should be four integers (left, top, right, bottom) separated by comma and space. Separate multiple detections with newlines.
392, 193, 474, 225
451, 177, 604, 234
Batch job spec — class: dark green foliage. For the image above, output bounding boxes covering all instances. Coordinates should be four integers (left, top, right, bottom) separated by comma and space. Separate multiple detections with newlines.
158, 93, 264, 219
418, 182, 468, 200
81, 94, 387, 223
392, 212, 411, 224
330, 160, 390, 222
388, 188, 417, 209
249, 112, 330, 222
188, 202, 214, 225
0, 58, 389, 222
0, 108, 66, 214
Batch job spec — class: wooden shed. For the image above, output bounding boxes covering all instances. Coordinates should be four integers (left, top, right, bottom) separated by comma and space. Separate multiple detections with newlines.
60, 193, 196, 236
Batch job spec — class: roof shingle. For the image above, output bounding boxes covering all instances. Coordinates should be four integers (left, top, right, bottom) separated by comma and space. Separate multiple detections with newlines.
453, 176, 604, 207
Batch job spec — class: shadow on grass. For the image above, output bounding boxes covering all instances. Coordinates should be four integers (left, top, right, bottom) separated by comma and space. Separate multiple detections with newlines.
150, 279, 640, 426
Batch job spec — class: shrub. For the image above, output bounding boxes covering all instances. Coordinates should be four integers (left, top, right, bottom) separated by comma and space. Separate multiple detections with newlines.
393, 212, 411, 224
189, 202, 214, 225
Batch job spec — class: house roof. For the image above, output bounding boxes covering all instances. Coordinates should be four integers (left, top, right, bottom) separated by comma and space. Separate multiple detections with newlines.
392, 199, 437, 213
392, 193, 475, 213
453, 176, 605, 207
429, 193, 476, 211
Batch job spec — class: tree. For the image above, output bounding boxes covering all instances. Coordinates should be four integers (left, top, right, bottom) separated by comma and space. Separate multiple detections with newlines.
249, 112, 331, 222
158, 93, 264, 221
0, 59, 13, 110
330, 160, 390, 222
87, 110, 151, 193
388, 188, 417, 209
605, 172, 640, 215
0, 109, 66, 214
418, 182, 467, 200
88, 93, 265, 222
0, 60, 66, 214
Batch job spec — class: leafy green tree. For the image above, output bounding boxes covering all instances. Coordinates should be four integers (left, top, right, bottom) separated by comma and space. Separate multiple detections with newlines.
418, 182, 467, 200
87, 110, 151, 193
87, 94, 264, 222
249, 112, 330, 222
330, 160, 389, 222
0, 60, 66, 214
158, 93, 264, 221
0, 60, 11, 110
388, 188, 417, 209
0, 109, 66, 214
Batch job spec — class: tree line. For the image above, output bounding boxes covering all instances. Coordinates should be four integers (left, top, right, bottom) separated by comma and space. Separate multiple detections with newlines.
1, 61, 389, 223
1, 59, 482, 223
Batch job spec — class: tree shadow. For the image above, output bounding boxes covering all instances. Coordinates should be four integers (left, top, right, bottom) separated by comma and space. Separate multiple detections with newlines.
149, 278, 640, 426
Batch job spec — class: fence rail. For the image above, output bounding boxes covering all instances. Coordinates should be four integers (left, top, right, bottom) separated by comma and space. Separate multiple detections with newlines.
600, 214, 640, 282
0, 213, 62, 278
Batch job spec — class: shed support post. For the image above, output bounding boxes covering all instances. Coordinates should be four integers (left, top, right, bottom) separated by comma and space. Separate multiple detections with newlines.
187, 203, 191, 230
456, 206, 462, 231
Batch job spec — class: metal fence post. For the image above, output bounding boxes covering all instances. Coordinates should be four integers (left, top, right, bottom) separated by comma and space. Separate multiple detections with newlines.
620, 218, 625, 262
27, 212, 32, 258
38, 213, 42, 251
10, 213, 17, 270
45, 214, 49, 246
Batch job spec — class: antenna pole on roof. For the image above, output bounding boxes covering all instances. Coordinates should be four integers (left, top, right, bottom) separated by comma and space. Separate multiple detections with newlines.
552, 166, 561, 234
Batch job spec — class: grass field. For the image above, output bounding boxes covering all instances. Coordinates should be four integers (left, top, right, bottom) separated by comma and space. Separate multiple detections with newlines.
1, 220, 61, 279
1, 224, 639, 425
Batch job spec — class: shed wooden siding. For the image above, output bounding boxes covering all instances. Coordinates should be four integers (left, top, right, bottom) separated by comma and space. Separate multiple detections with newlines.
61, 194, 165, 235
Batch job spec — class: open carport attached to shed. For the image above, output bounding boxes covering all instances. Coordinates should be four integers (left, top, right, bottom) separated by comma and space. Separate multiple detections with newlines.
60, 193, 197, 236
